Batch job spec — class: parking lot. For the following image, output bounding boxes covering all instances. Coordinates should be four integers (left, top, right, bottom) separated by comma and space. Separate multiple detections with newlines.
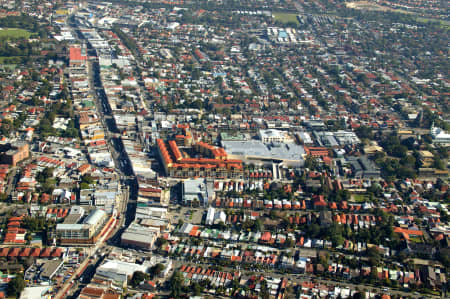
170, 206, 205, 225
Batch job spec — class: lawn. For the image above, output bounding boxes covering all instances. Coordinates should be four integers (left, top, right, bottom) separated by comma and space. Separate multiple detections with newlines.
409, 236, 422, 243
416, 17, 450, 29
273, 12, 299, 24
0, 56, 20, 63
351, 194, 370, 202
0, 28, 32, 39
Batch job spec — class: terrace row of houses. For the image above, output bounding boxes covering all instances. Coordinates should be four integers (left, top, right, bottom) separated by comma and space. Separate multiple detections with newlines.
0, 247, 63, 259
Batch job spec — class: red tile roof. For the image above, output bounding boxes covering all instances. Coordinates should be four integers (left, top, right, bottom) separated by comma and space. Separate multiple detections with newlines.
69, 46, 87, 62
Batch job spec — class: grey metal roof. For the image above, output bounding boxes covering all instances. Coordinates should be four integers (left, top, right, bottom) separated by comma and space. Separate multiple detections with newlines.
83, 209, 106, 226
222, 140, 305, 161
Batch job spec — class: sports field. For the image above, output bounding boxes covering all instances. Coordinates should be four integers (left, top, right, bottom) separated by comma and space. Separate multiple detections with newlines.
273, 12, 299, 24
0, 28, 32, 39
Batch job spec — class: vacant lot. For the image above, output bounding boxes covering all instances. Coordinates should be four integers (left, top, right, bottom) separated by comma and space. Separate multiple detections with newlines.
273, 12, 299, 24
0, 28, 32, 39
346, 1, 390, 11
346, 2, 449, 30
345, 1, 418, 14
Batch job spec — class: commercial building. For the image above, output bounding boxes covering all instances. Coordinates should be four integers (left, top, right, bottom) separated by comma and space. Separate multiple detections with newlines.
121, 222, 158, 250
431, 125, 450, 146
93, 189, 120, 214
56, 209, 108, 244
69, 44, 87, 67
140, 217, 171, 232
182, 178, 214, 206
221, 140, 305, 167
220, 132, 248, 142
39, 259, 64, 281
137, 185, 162, 207
259, 129, 294, 143
96, 260, 148, 286
346, 156, 381, 179
135, 206, 168, 220
305, 120, 326, 131
313, 131, 360, 147
296, 131, 314, 144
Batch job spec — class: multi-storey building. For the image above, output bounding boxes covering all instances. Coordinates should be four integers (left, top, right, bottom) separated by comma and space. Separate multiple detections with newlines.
156, 139, 243, 179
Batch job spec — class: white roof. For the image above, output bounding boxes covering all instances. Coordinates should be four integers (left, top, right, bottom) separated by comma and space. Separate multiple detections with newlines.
20, 286, 51, 299
98, 260, 147, 277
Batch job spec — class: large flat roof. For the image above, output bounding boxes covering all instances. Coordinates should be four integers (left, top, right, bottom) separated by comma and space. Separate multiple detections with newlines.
98, 259, 147, 276
221, 140, 305, 161
56, 223, 89, 230
40, 259, 63, 279
83, 209, 106, 226
20, 286, 51, 299
183, 178, 207, 194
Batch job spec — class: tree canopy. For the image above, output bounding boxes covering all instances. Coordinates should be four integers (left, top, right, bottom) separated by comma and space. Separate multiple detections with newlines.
7, 275, 25, 298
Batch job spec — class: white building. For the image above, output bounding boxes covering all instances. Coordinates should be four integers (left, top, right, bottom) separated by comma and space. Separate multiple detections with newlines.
96, 260, 147, 285
205, 207, 226, 225
258, 129, 293, 143
182, 179, 214, 206
206, 207, 216, 226
431, 125, 450, 146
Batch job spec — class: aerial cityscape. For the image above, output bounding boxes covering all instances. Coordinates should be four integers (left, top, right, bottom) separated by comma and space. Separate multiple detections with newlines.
0, 0, 448, 298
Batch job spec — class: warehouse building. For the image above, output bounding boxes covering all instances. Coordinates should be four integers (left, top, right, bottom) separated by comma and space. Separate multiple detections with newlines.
121, 222, 158, 251
39, 260, 64, 281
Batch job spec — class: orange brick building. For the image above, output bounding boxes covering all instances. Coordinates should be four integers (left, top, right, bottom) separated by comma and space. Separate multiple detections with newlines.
157, 139, 243, 179
0, 142, 29, 166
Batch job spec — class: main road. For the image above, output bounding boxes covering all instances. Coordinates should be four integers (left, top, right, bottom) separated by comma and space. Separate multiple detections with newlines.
55, 18, 138, 299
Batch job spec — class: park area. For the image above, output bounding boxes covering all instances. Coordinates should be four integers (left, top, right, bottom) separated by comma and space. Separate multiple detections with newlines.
273, 12, 299, 24
0, 28, 32, 39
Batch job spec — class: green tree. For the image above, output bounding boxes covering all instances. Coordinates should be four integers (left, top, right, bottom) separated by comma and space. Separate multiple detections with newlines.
155, 237, 168, 248
355, 126, 374, 139
169, 271, 184, 298
352, 291, 366, 299
7, 275, 25, 298
254, 218, 262, 232
433, 158, 445, 170
192, 281, 203, 296
284, 238, 295, 248
366, 246, 381, 266
80, 182, 90, 190
36, 167, 54, 184
150, 263, 165, 278
130, 271, 147, 288
81, 174, 94, 185
305, 155, 319, 170
260, 279, 269, 299
0, 119, 13, 136
0, 193, 8, 201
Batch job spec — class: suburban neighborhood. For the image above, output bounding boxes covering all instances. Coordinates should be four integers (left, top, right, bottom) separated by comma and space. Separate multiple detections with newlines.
0, 0, 448, 298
